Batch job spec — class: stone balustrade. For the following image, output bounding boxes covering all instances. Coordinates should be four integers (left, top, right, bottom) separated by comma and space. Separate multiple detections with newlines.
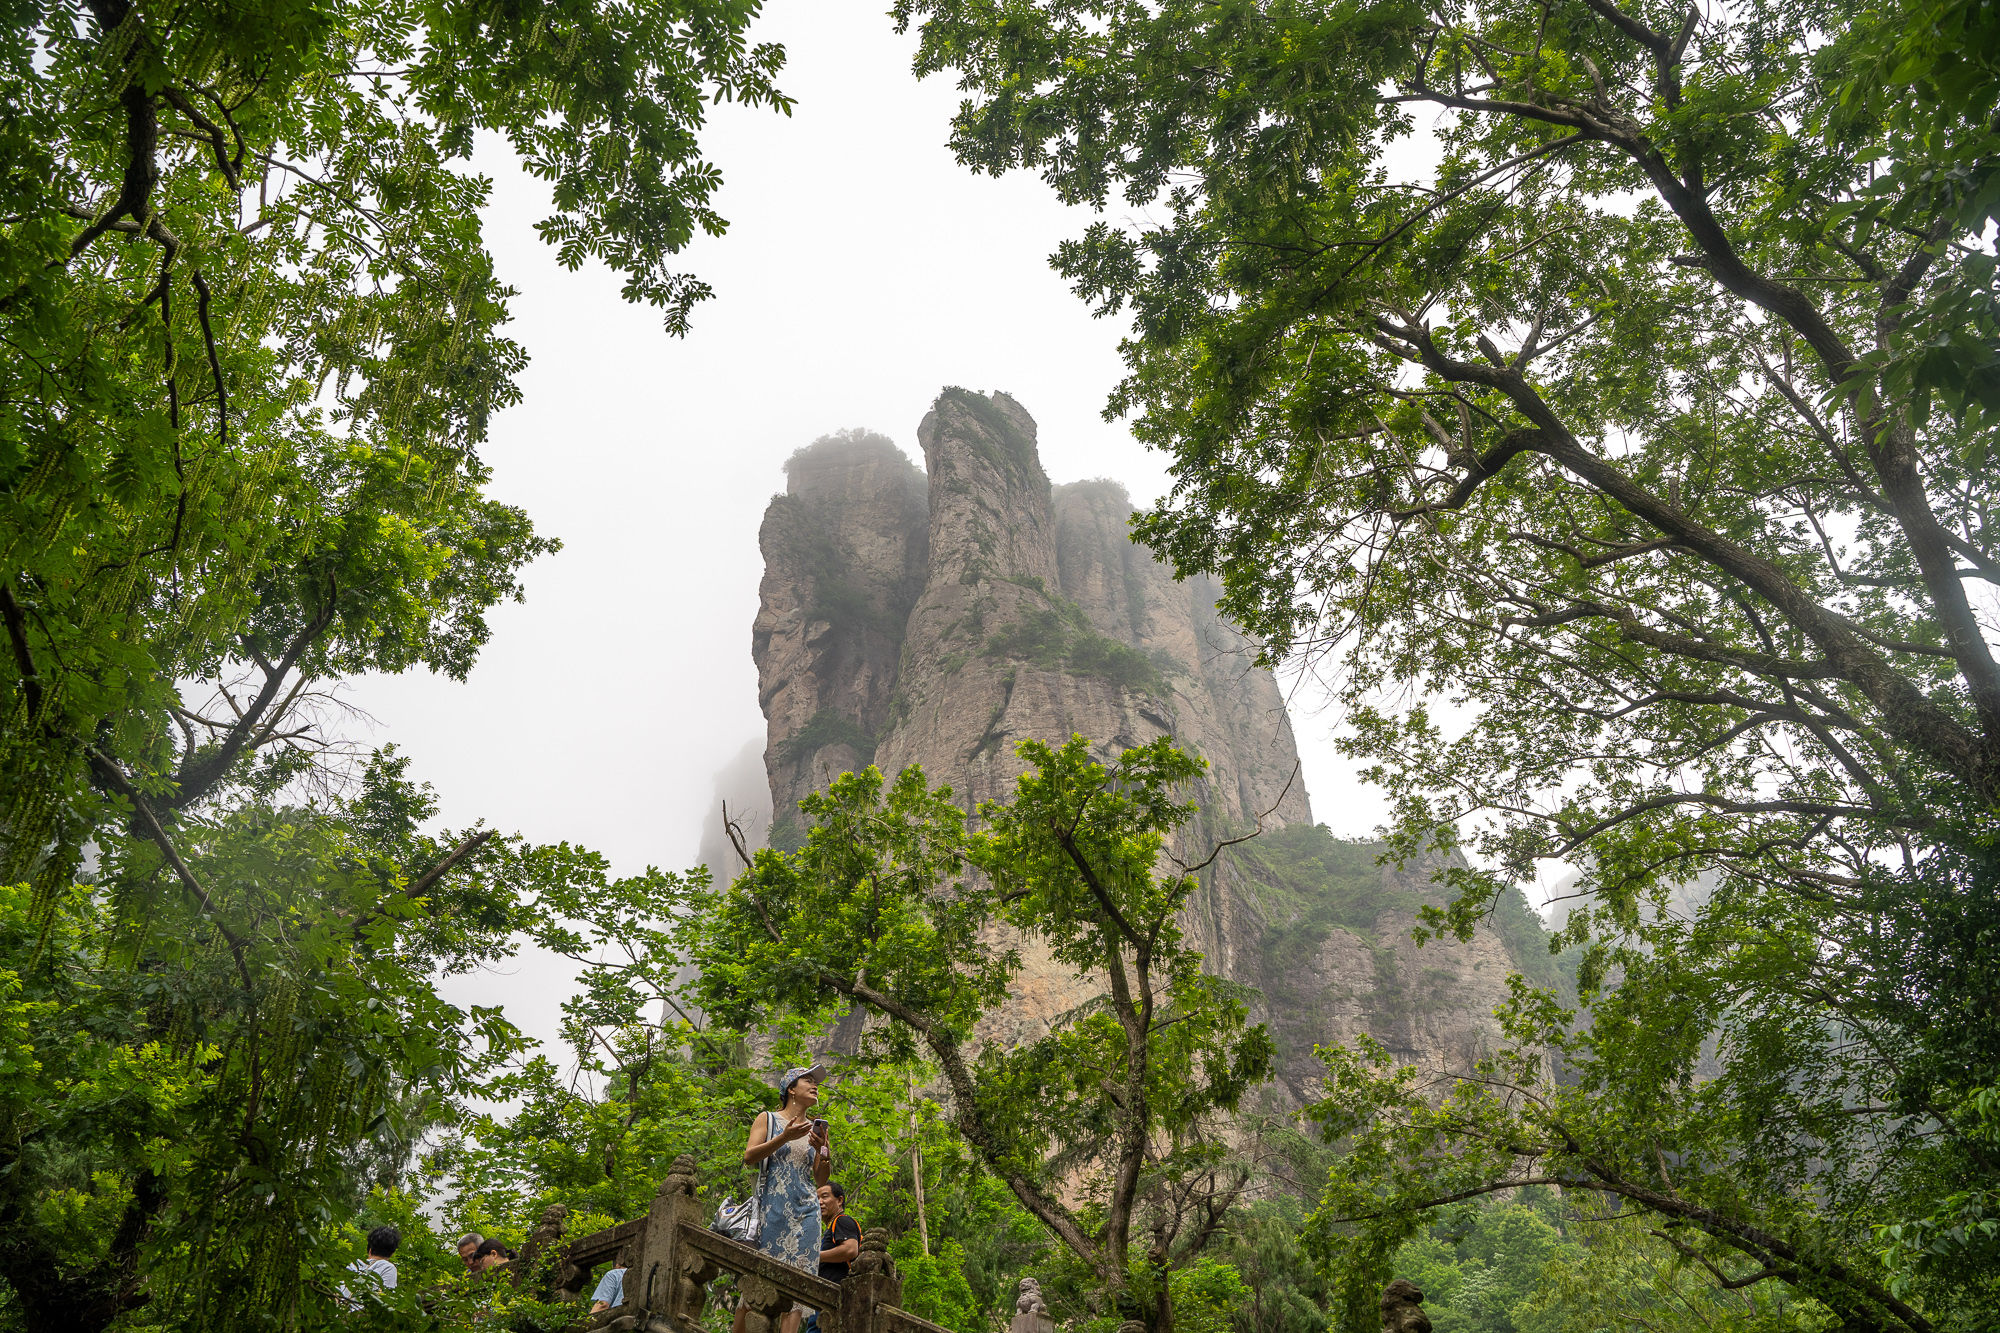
552, 1153, 955, 1333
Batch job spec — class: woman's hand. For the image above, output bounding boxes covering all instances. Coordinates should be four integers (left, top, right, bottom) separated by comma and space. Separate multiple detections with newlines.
810, 1120, 833, 1184
779, 1114, 814, 1143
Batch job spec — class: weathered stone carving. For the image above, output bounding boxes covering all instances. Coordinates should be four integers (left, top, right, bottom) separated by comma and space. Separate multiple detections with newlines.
514, 1201, 568, 1292
1380, 1279, 1431, 1333
1009, 1277, 1054, 1333
837, 1230, 903, 1333
736, 1272, 790, 1333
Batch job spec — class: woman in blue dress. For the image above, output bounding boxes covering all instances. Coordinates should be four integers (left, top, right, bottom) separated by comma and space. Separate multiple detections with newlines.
735, 1061, 832, 1333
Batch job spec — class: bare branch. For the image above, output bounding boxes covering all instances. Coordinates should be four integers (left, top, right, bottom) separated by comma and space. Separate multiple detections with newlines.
169, 584, 338, 807
1172, 760, 1302, 874
403, 828, 496, 901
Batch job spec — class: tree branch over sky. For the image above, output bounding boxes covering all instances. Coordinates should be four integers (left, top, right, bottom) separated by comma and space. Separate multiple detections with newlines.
891, 0, 2000, 1326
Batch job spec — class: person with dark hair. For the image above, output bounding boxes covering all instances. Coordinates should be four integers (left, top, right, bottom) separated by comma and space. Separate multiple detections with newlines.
803, 1181, 862, 1333
733, 1061, 832, 1333
470, 1238, 515, 1274
816, 1184, 859, 1282
338, 1225, 400, 1308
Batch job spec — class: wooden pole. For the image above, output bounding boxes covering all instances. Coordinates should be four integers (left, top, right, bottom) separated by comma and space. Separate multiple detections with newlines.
910, 1076, 930, 1257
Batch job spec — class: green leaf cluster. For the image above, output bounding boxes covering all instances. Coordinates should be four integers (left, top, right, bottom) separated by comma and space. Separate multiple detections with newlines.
889, 0, 2000, 1327
0, 0, 790, 898
672, 735, 1275, 1333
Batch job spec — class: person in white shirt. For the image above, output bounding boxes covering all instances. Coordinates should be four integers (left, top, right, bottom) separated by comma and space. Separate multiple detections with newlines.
339, 1226, 400, 1308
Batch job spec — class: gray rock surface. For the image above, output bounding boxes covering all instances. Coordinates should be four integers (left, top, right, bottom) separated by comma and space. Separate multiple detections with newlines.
752, 430, 929, 838
1380, 1279, 1432, 1333
748, 389, 1550, 1096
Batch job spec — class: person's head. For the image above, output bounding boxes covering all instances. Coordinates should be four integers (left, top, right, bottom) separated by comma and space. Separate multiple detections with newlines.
472, 1239, 513, 1271
817, 1182, 845, 1221
778, 1061, 825, 1112
457, 1234, 484, 1269
366, 1226, 401, 1260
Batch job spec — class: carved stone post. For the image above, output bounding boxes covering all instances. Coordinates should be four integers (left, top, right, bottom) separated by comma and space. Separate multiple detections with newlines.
636, 1153, 713, 1323
835, 1230, 901, 1333
514, 1202, 569, 1293
1379, 1279, 1431, 1333
1009, 1278, 1054, 1333
737, 1272, 794, 1333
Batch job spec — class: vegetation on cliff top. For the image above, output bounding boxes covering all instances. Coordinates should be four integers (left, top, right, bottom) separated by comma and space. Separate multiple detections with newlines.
984, 599, 1166, 694
935, 387, 1043, 488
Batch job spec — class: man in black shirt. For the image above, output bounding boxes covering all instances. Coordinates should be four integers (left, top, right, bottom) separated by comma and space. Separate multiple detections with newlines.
817, 1183, 861, 1282
806, 1182, 863, 1333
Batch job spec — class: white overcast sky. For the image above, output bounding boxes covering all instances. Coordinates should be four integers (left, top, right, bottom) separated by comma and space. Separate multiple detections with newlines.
343, 1, 1392, 1057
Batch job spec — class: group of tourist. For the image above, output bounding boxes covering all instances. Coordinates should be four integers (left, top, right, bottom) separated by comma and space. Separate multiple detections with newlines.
339, 1058, 862, 1323
336, 1226, 520, 1309
456, 1233, 520, 1275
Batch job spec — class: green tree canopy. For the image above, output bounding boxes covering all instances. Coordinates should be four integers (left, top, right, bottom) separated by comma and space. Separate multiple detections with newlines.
675, 736, 1276, 1332
0, 0, 790, 894
0, 0, 792, 1325
0, 746, 718, 1330
888, 0, 1999, 1327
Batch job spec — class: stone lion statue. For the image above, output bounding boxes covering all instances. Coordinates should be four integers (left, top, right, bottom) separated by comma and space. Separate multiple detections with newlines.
1010, 1277, 1054, 1333
1380, 1278, 1431, 1333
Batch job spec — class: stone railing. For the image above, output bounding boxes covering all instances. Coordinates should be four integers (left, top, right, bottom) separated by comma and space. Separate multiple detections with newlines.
554, 1154, 956, 1333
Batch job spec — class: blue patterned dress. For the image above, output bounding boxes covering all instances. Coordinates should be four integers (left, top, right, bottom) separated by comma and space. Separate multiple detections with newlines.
755, 1111, 821, 1305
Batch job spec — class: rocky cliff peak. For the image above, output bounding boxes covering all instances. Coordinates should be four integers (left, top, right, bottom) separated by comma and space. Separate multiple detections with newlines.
747, 390, 1561, 1096
752, 429, 929, 837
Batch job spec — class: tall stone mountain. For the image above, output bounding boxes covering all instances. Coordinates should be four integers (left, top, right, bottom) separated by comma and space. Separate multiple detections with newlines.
748, 390, 1560, 1102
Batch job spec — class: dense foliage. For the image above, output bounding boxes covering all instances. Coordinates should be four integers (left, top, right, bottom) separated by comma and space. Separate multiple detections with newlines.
0, 0, 789, 1325
889, 0, 1999, 1328
9, 0, 1994, 1325
0, 747, 714, 1329
2, 0, 788, 897
671, 737, 1275, 1333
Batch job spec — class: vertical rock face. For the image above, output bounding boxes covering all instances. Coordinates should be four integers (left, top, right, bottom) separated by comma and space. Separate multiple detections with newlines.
866, 389, 1314, 825
749, 390, 1553, 1095
752, 430, 928, 841
871, 390, 1072, 812
1050, 480, 1310, 831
